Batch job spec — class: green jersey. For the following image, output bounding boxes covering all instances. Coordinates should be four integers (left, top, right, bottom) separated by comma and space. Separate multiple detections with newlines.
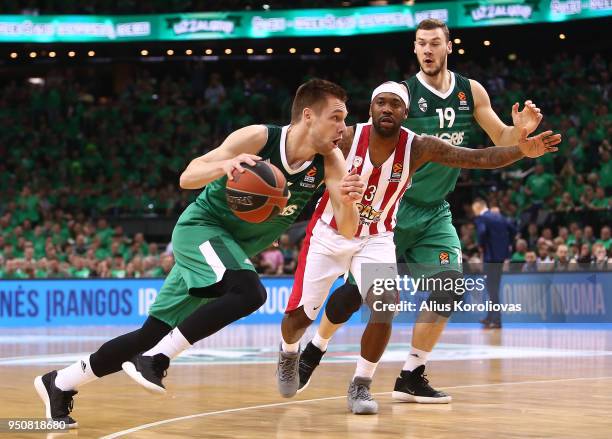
401, 71, 479, 205
191, 125, 326, 257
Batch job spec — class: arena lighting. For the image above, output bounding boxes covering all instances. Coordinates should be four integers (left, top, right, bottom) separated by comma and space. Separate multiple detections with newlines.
508, 53, 517, 61
140, 49, 149, 56
484, 40, 491, 46
559, 33, 566, 39
49, 51, 56, 58
224, 48, 232, 54
266, 48, 273, 54
185, 49, 193, 55
333, 47, 341, 53
88, 50, 95, 57
246, 48, 254, 54
68, 51, 76, 57
314, 47, 321, 53
454, 38, 461, 44
458, 48, 465, 55
29, 51, 37, 58
263, 4, 270, 10
166, 49, 174, 55
10, 52, 17, 59
289, 47, 297, 53
205, 49, 213, 55
27, 77, 44, 85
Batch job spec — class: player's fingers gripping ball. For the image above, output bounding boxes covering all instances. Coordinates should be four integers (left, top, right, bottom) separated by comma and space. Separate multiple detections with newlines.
225, 161, 289, 223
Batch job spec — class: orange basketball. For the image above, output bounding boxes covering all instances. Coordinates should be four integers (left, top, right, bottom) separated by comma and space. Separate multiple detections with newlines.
225, 161, 289, 223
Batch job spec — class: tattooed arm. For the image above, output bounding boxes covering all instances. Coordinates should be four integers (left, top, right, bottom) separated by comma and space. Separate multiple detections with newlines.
409, 130, 561, 173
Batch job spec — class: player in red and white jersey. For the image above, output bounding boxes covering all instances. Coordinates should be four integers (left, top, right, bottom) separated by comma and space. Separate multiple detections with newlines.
277, 82, 561, 414
316, 121, 413, 238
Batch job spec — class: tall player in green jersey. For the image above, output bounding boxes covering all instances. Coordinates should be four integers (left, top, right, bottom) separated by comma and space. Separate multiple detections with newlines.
391, 18, 543, 403
299, 19, 546, 404
34, 79, 365, 427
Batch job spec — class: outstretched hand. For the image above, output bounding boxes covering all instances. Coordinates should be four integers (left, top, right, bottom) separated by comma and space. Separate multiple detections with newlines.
512, 100, 543, 137
518, 129, 562, 158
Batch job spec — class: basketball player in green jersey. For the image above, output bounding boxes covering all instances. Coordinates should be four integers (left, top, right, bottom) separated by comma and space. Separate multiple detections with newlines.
298, 19, 546, 403
34, 79, 365, 427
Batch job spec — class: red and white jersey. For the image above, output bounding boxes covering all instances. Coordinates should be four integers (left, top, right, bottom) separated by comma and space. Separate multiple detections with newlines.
313, 123, 414, 237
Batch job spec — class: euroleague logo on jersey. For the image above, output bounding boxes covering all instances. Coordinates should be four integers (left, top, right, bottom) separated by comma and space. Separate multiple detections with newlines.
300, 166, 317, 188
458, 91, 470, 110
390, 162, 403, 182
353, 156, 363, 168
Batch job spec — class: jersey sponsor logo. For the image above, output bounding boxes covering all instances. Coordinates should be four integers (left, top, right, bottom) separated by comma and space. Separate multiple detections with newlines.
439, 251, 450, 265
357, 203, 382, 224
459, 106, 470, 111
427, 131, 465, 146
353, 156, 363, 168
418, 97, 428, 112
390, 162, 403, 182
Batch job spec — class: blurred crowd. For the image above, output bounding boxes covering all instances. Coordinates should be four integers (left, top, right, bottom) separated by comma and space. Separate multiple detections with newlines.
460, 220, 611, 273
2, 0, 384, 14
0, 50, 610, 278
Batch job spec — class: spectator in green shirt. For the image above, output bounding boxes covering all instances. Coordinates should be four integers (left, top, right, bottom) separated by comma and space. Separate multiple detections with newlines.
596, 226, 611, 251
525, 163, 557, 203
511, 239, 528, 263
592, 187, 610, 210
68, 256, 91, 279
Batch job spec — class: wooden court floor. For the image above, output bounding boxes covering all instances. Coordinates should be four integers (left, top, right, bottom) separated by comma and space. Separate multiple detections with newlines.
1, 325, 612, 438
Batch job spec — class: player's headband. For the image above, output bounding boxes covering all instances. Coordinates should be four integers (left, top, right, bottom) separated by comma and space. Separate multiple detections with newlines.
370, 81, 409, 108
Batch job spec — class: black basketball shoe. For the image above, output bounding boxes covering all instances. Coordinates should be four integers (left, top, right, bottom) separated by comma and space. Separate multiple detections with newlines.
391, 365, 452, 403
297, 341, 326, 393
122, 353, 169, 394
34, 371, 78, 428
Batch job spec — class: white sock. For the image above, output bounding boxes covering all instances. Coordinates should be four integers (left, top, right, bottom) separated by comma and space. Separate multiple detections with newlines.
281, 335, 299, 353
353, 356, 378, 379
402, 347, 430, 372
55, 356, 98, 391
143, 328, 192, 360
312, 332, 330, 352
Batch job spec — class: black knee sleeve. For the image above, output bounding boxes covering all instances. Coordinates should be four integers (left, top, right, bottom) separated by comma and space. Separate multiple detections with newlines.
425, 271, 464, 318
221, 269, 267, 315
179, 270, 267, 344
90, 316, 172, 377
325, 282, 362, 324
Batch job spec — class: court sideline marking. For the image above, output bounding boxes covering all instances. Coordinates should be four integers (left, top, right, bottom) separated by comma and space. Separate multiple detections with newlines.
101, 375, 612, 438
